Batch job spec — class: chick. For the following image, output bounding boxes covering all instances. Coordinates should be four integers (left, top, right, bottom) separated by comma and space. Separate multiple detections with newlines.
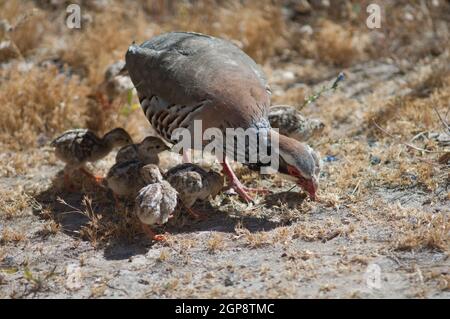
268, 105, 325, 142
115, 136, 169, 164
102, 60, 134, 103
51, 128, 132, 186
135, 168, 178, 241
106, 160, 161, 199
165, 163, 224, 218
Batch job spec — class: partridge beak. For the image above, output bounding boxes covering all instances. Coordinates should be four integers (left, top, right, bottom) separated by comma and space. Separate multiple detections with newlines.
297, 177, 318, 201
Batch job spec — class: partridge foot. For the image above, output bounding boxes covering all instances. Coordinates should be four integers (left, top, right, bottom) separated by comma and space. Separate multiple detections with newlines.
220, 160, 254, 203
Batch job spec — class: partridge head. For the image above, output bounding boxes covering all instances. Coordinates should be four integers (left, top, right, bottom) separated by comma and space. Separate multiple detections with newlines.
276, 132, 321, 200
103, 128, 133, 148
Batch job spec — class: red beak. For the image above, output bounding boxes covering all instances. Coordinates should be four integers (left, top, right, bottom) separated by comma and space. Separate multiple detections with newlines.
298, 178, 317, 201
287, 165, 318, 201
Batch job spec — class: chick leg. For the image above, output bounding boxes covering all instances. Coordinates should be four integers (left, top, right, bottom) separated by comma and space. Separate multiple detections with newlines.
80, 167, 104, 184
141, 224, 166, 241
63, 171, 76, 191
112, 193, 123, 211
62, 166, 76, 191
184, 204, 206, 220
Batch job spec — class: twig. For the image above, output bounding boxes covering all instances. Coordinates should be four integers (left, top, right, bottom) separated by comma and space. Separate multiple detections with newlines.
106, 282, 129, 295
286, 184, 297, 192
410, 131, 427, 143
433, 105, 450, 133
372, 121, 444, 153
298, 72, 345, 111
351, 178, 361, 195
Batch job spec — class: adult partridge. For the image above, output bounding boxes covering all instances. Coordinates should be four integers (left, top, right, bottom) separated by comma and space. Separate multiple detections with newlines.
125, 32, 320, 202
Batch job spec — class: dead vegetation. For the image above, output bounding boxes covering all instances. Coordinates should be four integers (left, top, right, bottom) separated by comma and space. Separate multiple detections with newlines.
0, 0, 449, 298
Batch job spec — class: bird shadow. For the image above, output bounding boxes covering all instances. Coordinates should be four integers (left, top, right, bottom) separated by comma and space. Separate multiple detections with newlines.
33, 171, 291, 261
165, 201, 282, 235
263, 191, 308, 209
33, 170, 96, 233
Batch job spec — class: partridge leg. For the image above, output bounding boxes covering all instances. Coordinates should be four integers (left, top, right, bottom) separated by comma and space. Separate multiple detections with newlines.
80, 167, 104, 184
220, 158, 254, 203
141, 224, 166, 241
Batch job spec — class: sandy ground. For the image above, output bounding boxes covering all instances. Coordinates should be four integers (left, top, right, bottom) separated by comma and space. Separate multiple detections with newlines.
0, 60, 448, 299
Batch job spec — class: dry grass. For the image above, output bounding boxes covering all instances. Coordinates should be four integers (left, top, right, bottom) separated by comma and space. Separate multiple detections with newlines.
235, 224, 272, 248
0, 64, 89, 149
207, 232, 226, 253
170, 0, 287, 63
56, 194, 142, 248
0, 1, 51, 58
0, 0, 449, 298
0, 228, 26, 244
157, 248, 170, 262
314, 20, 367, 67
0, 191, 32, 220
386, 205, 449, 252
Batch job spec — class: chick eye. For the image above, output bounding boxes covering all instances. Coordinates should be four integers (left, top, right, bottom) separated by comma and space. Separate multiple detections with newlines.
156, 145, 160, 149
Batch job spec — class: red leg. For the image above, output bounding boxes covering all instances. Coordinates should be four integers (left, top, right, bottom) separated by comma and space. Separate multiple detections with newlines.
141, 224, 166, 241
219, 158, 254, 203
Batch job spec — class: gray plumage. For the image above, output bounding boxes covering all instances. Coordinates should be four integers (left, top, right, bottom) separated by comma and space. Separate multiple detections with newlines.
125, 31, 271, 144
